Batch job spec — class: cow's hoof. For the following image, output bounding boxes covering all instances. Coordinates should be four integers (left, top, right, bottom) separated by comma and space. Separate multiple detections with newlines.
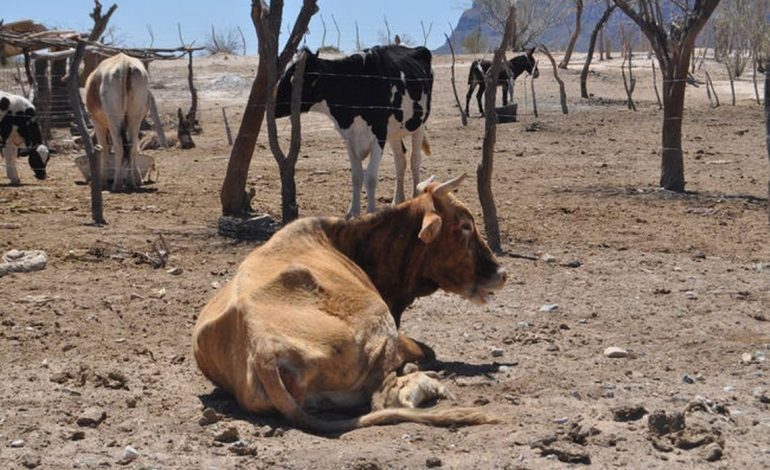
9, 179, 21, 186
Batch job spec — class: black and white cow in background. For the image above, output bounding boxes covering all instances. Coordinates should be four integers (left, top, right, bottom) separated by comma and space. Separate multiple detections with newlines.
0, 91, 49, 185
275, 45, 433, 218
465, 48, 539, 117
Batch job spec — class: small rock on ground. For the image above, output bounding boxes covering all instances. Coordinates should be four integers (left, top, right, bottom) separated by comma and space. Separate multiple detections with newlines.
120, 446, 139, 464
76, 407, 107, 427
612, 404, 648, 422
425, 456, 443, 467
215, 426, 240, 443
604, 346, 628, 358
199, 408, 222, 426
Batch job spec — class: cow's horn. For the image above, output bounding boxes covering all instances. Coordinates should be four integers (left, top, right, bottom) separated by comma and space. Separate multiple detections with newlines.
434, 173, 467, 197
416, 175, 437, 193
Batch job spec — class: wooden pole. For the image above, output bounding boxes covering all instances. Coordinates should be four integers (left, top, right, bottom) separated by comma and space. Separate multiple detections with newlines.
68, 40, 104, 225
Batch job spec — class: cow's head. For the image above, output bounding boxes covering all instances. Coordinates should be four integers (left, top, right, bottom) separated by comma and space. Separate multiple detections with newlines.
0, 97, 49, 180
275, 49, 322, 118
413, 174, 507, 303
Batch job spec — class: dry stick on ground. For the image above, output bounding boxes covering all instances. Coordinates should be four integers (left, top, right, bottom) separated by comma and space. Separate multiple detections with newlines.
479, 5, 517, 254
651, 60, 662, 109
581, 3, 616, 98
68, 40, 104, 225
219, 0, 318, 217
621, 53, 636, 111
705, 71, 720, 107
222, 108, 233, 146
444, 33, 467, 126
539, 44, 568, 114
559, 0, 583, 69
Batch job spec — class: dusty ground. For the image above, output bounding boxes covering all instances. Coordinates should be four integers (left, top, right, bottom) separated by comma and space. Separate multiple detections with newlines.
1, 51, 768, 469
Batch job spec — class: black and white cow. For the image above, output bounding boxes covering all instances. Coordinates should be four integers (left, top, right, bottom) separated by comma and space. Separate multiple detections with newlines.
465, 48, 539, 117
275, 45, 433, 218
0, 91, 49, 185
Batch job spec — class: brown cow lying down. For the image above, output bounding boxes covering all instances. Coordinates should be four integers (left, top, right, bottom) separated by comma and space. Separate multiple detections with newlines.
193, 174, 507, 433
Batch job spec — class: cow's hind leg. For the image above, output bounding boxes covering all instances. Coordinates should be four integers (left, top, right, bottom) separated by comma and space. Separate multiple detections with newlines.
346, 147, 365, 219
364, 143, 384, 213
3, 145, 20, 185
409, 128, 424, 198
501, 82, 509, 106
105, 120, 125, 192
464, 83, 476, 118
390, 139, 407, 205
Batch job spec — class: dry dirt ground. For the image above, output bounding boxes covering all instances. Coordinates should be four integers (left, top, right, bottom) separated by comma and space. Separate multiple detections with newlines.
1, 52, 768, 469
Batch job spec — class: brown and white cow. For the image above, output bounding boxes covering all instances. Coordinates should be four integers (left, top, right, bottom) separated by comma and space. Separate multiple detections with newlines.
85, 53, 150, 191
193, 174, 507, 433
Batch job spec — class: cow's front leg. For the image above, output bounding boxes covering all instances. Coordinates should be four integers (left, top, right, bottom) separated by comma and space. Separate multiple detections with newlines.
501, 82, 509, 106
3, 145, 21, 185
346, 148, 364, 218
397, 333, 436, 366
364, 142, 384, 213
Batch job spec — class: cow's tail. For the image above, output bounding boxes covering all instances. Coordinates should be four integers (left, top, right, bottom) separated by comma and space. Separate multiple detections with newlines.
254, 362, 498, 435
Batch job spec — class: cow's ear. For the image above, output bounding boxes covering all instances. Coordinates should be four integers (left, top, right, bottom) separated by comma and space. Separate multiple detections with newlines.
418, 212, 442, 244
527, 47, 536, 56
0, 97, 9, 111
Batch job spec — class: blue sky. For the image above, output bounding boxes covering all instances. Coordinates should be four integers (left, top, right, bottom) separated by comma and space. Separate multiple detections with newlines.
6, 1, 470, 53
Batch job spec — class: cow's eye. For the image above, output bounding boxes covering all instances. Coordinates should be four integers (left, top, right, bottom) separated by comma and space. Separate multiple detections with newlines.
460, 222, 472, 232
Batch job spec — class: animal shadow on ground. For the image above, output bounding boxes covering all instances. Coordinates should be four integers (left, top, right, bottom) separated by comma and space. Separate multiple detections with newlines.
198, 387, 372, 436
427, 359, 516, 378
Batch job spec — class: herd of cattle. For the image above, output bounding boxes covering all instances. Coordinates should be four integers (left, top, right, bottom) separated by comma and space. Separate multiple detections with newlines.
0, 44, 539, 433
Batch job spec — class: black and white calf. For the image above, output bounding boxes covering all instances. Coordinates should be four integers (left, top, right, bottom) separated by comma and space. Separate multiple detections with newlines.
465, 48, 539, 117
0, 91, 49, 185
275, 45, 433, 217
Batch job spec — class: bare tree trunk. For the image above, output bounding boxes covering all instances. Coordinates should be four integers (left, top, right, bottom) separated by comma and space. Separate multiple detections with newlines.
753, 58, 760, 105
559, 0, 583, 69
444, 33, 467, 126
599, 27, 605, 60
539, 45, 568, 114
81, 1, 118, 86
355, 21, 361, 50
530, 75, 538, 118
705, 70, 720, 107
581, 5, 616, 98
478, 6, 517, 254
726, 62, 736, 106
765, 57, 769, 222
220, 61, 269, 215
660, 79, 686, 191
222, 108, 233, 145
219, 0, 318, 217
621, 53, 636, 111
651, 60, 662, 109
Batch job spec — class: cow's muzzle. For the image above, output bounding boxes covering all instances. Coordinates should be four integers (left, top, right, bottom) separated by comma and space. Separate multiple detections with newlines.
469, 267, 507, 304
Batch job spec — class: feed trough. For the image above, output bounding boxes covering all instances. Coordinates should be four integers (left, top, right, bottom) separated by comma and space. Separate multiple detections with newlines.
74, 154, 158, 185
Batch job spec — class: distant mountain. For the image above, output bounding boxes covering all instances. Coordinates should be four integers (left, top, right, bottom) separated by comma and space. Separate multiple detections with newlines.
435, 2, 679, 55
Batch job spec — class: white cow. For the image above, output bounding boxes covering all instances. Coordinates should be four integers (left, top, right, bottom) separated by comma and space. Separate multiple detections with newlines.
85, 53, 150, 191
